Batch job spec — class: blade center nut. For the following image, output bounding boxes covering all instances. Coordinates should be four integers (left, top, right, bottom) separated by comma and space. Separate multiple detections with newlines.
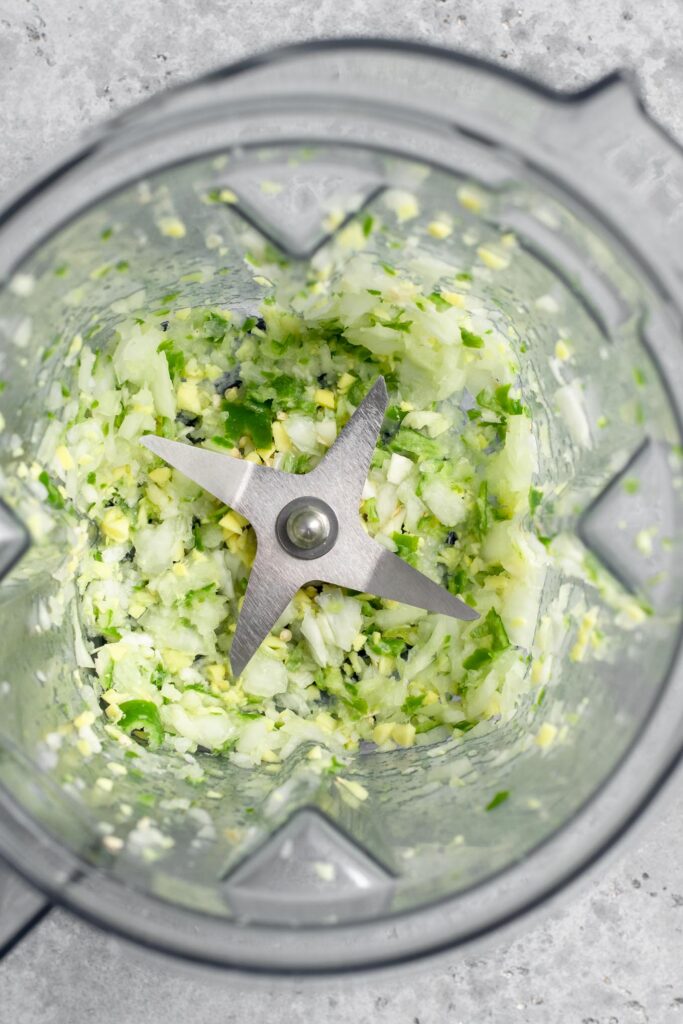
276, 497, 338, 560
287, 506, 329, 549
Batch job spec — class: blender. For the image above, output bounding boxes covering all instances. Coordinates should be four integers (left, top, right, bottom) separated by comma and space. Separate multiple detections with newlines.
0, 40, 682, 973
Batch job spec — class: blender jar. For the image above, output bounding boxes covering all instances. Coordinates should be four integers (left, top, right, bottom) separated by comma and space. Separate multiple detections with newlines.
0, 40, 682, 972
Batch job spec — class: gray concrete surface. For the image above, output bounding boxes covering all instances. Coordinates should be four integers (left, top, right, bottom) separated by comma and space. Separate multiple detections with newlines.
1, 1, 683, 1021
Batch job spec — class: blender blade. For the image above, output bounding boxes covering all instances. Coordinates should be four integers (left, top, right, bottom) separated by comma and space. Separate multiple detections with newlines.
142, 376, 478, 677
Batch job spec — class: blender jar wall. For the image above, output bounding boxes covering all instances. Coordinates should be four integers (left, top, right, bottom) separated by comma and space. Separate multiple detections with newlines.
0, 42, 681, 972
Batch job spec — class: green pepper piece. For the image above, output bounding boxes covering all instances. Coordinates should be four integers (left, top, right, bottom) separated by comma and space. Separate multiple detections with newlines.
347, 378, 368, 407
462, 648, 493, 671
118, 699, 164, 750
528, 486, 543, 513
267, 373, 307, 409
38, 470, 64, 509
389, 428, 441, 460
401, 694, 426, 715
474, 480, 488, 539
447, 568, 471, 597
361, 497, 379, 523
414, 719, 442, 734
392, 532, 420, 566
157, 339, 186, 377
470, 607, 510, 652
368, 635, 406, 657
428, 291, 451, 311
203, 311, 230, 344
485, 789, 510, 811
460, 328, 484, 348
362, 214, 375, 237
493, 384, 524, 416
223, 403, 272, 449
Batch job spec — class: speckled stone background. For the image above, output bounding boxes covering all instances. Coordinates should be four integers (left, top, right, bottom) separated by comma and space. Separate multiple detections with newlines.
1, 2, 683, 1021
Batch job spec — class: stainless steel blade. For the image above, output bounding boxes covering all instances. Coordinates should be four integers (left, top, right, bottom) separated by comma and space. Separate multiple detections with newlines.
319, 526, 479, 621
141, 435, 259, 516
307, 376, 388, 515
142, 374, 477, 676
229, 554, 303, 678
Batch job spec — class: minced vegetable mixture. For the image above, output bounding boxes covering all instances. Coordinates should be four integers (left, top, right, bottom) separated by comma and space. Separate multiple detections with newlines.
35, 229, 553, 767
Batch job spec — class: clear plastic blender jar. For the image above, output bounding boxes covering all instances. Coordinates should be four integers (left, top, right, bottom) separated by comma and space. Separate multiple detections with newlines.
0, 41, 682, 973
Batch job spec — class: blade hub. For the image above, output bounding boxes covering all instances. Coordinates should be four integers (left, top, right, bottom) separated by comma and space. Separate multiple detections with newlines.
276, 497, 339, 560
